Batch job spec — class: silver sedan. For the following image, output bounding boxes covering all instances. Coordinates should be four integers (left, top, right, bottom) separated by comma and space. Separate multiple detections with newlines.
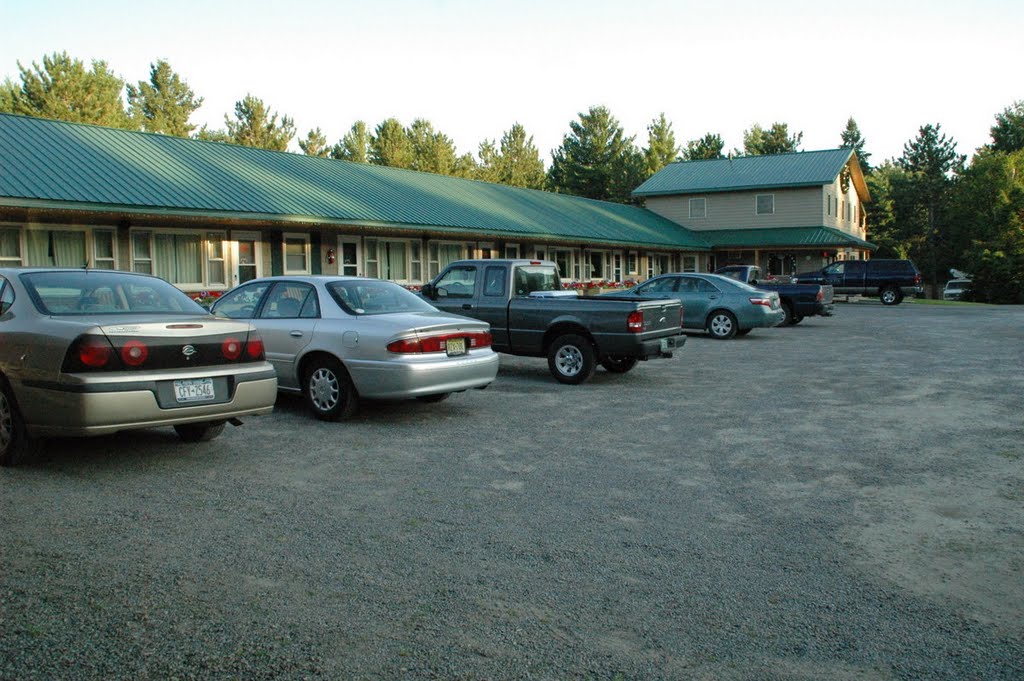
609, 273, 785, 339
211, 276, 499, 420
0, 268, 278, 466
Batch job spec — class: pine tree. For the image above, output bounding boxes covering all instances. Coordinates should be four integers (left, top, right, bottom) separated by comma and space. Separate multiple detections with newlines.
369, 118, 413, 168
548, 105, 645, 203
331, 121, 370, 162
299, 128, 329, 156
224, 95, 295, 151
475, 139, 501, 183
742, 122, 802, 156
896, 123, 966, 295
7, 51, 131, 128
682, 133, 725, 161
643, 113, 679, 176
127, 60, 203, 137
990, 101, 1024, 153
407, 118, 457, 174
496, 123, 546, 189
839, 117, 871, 172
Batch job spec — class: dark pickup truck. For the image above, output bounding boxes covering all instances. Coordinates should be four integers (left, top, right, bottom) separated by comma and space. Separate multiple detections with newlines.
792, 259, 923, 305
714, 265, 834, 325
421, 259, 684, 384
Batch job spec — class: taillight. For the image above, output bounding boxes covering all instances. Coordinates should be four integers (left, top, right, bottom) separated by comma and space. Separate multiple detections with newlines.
221, 337, 242, 360
387, 331, 492, 354
245, 331, 265, 360
627, 310, 644, 333
387, 338, 424, 353
679, 307, 685, 327
120, 339, 149, 367
79, 337, 113, 368
816, 288, 823, 301
914, 273, 921, 285
63, 334, 121, 372
749, 297, 773, 307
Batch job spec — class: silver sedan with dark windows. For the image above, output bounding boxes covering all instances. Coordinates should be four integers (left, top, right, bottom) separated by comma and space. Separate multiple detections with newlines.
608, 273, 785, 339
0, 268, 278, 466
211, 276, 499, 420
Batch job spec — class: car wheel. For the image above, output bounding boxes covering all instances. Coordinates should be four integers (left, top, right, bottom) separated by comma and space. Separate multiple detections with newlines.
547, 334, 596, 385
791, 315, 804, 325
880, 286, 902, 305
304, 357, 358, 420
707, 310, 738, 340
780, 302, 795, 326
416, 393, 451, 403
0, 380, 37, 467
600, 355, 638, 374
174, 421, 226, 443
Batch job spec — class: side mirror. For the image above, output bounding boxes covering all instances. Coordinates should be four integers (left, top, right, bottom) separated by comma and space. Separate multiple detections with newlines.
421, 283, 435, 299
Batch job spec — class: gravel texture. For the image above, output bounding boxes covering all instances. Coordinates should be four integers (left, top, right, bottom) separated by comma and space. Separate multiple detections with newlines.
2, 302, 1023, 680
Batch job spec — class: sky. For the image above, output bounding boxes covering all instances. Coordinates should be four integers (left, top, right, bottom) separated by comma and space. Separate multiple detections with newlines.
2, 0, 1022, 167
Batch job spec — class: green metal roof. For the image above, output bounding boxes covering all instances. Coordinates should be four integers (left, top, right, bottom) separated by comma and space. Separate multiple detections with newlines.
698, 226, 876, 250
633, 148, 856, 197
0, 113, 710, 251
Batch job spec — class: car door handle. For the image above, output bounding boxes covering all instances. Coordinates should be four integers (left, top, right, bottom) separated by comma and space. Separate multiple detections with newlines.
462, 304, 474, 310
290, 331, 303, 337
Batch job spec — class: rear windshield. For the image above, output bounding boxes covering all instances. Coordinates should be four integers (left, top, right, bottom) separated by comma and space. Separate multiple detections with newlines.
327, 280, 437, 316
513, 266, 561, 295
21, 271, 206, 316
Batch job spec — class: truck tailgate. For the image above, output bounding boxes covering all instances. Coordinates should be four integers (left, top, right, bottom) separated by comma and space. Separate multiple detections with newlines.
634, 299, 683, 334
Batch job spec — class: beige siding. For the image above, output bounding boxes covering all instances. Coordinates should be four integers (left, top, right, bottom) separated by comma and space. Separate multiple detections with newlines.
822, 173, 867, 240
646, 187, 825, 230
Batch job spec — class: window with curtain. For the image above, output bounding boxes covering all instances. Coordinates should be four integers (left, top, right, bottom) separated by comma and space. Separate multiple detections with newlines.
1, 228, 21, 265
93, 230, 115, 269
153, 233, 202, 283
284, 236, 308, 274
207, 233, 226, 285
25, 230, 86, 267
364, 239, 379, 279
409, 241, 422, 282
428, 242, 465, 278
133, 232, 152, 274
383, 241, 408, 281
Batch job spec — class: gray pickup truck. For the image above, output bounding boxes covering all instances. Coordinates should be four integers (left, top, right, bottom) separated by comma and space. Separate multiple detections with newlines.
421, 260, 684, 384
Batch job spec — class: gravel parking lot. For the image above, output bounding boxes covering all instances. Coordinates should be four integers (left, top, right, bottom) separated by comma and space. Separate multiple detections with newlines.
2, 302, 1023, 680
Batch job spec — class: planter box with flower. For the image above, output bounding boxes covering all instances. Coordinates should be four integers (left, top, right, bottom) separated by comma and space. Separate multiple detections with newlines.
562, 280, 637, 296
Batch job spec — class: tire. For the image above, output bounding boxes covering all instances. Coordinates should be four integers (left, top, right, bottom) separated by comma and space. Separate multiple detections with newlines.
600, 355, 639, 374
707, 310, 738, 340
547, 334, 596, 385
0, 380, 37, 467
780, 302, 796, 326
416, 393, 451, 403
880, 286, 903, 305
304, 357, 358, 420
791, 315, 804, 325
174, 421, 226, 443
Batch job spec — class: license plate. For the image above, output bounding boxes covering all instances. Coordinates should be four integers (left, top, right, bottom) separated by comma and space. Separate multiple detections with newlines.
445, 337, 467, 356
174, 378, 215, 403
660, 337, 674, 352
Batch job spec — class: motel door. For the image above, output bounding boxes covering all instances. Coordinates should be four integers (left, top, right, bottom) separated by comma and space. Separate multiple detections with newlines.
338, 237, 361, 276
233, 232, 260, 285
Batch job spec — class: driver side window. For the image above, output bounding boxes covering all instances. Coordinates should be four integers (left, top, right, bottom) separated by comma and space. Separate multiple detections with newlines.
212, 282, 270, 319
434, 266, 477, 299
825, 262, 845, 275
